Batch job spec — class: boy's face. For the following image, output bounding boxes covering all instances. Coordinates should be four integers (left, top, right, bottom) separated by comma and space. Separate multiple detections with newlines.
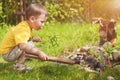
30, 14, 48, 30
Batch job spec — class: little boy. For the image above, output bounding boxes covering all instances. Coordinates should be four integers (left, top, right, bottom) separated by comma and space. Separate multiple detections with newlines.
0, 3, 48, 71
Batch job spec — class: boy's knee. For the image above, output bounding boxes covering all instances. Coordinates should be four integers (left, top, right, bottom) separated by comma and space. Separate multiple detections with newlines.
2, 54, 16, 62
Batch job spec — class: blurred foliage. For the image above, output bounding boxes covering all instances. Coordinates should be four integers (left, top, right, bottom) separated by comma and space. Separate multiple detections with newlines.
0, 0, 20, 24
45, 0, 84, 22
0, 0, 120, 25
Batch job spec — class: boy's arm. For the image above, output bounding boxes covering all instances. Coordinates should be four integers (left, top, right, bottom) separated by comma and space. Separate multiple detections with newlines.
19, 43, 48, 60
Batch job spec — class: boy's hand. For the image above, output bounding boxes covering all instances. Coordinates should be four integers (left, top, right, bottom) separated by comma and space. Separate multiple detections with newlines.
32, 37, 41, 42
39, 51, 48, 61
19, 43, 48, 60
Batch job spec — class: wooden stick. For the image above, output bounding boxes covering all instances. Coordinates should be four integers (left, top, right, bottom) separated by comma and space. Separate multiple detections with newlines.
25, 54, 76, 65
47, 56, 76, 64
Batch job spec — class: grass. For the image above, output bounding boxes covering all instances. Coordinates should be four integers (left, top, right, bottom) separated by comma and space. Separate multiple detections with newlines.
0, 22, 120, 80
34, 23, 99, 56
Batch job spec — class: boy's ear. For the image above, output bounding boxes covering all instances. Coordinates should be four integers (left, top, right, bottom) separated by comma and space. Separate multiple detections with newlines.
29, 16, 35, 22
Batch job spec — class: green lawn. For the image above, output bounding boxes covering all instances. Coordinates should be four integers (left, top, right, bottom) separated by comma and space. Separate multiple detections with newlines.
0, 22, 120, 80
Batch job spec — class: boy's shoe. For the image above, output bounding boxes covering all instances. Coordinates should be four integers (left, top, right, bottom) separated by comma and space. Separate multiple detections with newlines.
13, 63, 32, 71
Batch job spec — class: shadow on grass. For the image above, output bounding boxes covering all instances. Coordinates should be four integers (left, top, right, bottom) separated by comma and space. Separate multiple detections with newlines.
92, 67, 120, 80
0, 62, 97, 80
0, 62, 14, 72
33, 63, 97, 80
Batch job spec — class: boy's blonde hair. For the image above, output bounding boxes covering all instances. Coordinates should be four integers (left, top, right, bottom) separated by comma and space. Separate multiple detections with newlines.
26, 3, 48, 20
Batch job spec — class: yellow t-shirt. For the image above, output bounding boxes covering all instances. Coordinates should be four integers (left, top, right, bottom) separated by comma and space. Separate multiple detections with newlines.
0, 21, 32, 54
